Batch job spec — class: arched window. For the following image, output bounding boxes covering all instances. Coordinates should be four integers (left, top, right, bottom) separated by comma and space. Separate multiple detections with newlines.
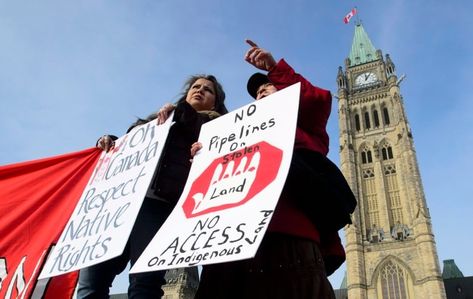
355, 114, 361, 131
382, 148, 387, 160
364, 111, 371, 129
361, 145, 373, 164
380, 261, 409, 299
373, 109, 380, 127
367, 150, 373, 163
383, 107, 391, 125
382, 145, 394, 160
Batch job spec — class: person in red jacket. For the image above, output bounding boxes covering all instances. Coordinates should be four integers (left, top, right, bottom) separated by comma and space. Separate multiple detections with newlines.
194, 40, 348, 299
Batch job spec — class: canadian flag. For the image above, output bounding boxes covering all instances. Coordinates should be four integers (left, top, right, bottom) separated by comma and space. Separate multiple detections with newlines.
343, 8, 357, 24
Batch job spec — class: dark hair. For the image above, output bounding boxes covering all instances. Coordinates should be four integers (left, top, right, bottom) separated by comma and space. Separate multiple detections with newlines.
127, 74, 227, 133
175, 74, 228, 115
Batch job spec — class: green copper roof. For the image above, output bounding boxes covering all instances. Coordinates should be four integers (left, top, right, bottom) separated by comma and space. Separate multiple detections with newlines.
442, 259, 464, 279
349, 22, 377, 66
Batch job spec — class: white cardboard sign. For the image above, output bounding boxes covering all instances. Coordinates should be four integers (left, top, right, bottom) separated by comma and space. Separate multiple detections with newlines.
39, 115, 173, 278
130, 83, 300, 273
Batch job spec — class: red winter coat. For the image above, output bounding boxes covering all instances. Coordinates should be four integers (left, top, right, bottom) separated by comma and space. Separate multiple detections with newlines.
267, 59, 345, 275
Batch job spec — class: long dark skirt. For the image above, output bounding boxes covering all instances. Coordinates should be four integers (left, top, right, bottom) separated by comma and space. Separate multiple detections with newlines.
195, 233, 336, 299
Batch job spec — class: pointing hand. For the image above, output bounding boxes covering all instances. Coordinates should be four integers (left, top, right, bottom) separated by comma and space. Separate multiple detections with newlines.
244, 39, 276, 71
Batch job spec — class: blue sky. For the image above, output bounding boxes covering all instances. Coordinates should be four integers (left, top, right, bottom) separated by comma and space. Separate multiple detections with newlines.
1, 0, 472, 294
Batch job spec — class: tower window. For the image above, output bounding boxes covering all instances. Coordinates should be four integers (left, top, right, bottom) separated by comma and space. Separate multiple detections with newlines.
380, 261, 408, 299
364, 111, 371, 129
384, 164, 396, 175
361, 147, 373, 164
383, 107, 391, 125
355, 114, 361, 131
382, 146, 394, 160
373, 110, 380, 127
362, 168, 375, 178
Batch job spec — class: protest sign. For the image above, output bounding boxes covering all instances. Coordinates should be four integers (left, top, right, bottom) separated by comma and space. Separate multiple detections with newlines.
39, 116, 173, 278
130, 83, 300, 273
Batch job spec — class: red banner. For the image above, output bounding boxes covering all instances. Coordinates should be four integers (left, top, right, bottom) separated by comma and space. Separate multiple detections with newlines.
0, 148, 101, 298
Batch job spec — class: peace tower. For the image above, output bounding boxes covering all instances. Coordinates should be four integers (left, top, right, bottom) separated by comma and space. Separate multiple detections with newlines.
336, 22, 447, 299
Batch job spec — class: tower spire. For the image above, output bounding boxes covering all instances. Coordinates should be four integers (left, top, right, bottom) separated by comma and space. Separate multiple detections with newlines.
348, 22, 377, 67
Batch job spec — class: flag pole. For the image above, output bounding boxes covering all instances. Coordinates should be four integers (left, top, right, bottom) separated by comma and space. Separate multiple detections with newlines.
355, 6, 360, 25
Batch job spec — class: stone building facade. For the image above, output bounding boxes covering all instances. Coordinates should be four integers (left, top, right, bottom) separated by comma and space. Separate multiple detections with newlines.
336, 22, 447, 299
162, 267, 199, 299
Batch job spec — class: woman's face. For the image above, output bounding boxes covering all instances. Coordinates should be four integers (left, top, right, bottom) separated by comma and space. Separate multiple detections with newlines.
185, 78, 216, 111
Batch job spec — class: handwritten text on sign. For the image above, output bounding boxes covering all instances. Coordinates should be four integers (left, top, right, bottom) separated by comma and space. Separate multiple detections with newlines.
130, 83, 300, 273
39, 116, 173, 278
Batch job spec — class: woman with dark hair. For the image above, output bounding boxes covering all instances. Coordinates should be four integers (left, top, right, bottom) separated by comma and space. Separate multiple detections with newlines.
78, 74, 227, 299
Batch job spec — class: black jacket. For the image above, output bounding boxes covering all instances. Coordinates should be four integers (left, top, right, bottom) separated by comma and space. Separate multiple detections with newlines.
127, 101, 217, 204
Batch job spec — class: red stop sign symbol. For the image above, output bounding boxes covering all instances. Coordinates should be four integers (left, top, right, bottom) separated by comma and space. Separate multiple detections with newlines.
182, 141, 283, 218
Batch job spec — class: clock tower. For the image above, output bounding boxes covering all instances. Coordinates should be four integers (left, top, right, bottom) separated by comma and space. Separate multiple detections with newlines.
336, 22, 446, 299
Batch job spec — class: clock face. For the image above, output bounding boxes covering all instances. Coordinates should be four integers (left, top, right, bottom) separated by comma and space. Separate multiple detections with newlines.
355, 72, 377, 86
